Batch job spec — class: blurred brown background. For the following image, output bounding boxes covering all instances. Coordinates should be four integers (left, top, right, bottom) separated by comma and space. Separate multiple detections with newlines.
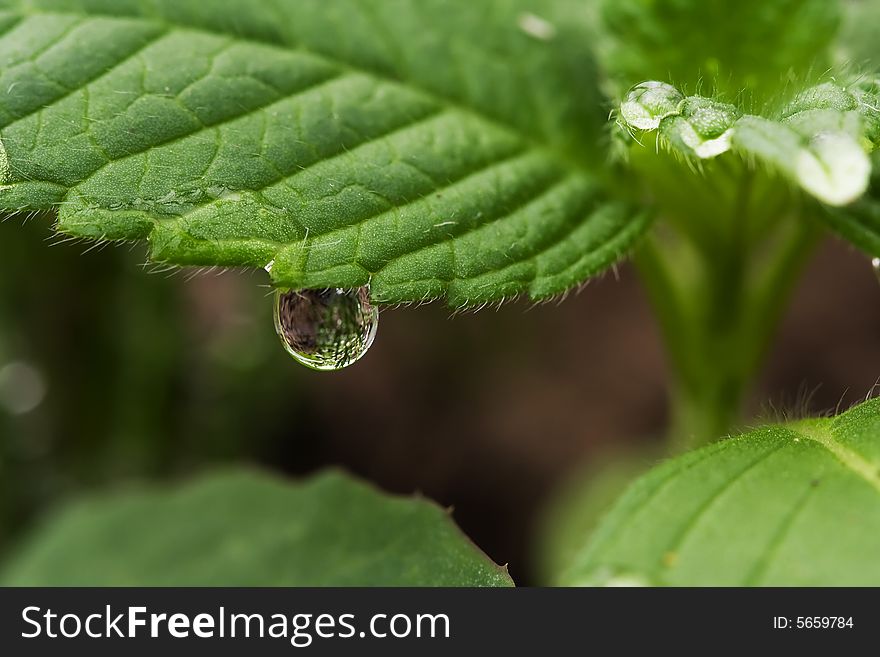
1, 215, 878, 584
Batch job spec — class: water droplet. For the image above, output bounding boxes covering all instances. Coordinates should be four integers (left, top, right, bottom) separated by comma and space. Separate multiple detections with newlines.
872, 257, 880, 284
274, 286, 378, 371
619, 81, 684, 131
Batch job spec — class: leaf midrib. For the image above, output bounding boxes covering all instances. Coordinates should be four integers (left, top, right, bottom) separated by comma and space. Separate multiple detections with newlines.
792, 420, 880, 495
1, 6, 597, 195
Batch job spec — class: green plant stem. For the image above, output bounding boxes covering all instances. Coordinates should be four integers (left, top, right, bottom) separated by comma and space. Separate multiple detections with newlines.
635, 185, 822, 451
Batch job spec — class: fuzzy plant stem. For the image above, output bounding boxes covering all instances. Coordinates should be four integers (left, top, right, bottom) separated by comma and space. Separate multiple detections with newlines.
634, 171, 822, 452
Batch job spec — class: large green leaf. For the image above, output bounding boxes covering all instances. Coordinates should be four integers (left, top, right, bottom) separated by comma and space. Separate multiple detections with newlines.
0, 0, 647, 307
599, 0, 840, 101
0, 469, 513, 586
561, 397, 880, 586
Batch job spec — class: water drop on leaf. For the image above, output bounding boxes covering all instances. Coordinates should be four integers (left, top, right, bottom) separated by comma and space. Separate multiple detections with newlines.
620, 81, 684, 131
273, 287, 378, 371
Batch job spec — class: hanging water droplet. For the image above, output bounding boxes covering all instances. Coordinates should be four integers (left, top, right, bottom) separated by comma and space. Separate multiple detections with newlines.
273, 286, 378, 371
872, 257, 880, 284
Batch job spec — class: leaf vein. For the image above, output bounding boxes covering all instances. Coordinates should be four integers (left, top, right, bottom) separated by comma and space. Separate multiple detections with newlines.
0, 24, 168, 131
794, 422, 880, 495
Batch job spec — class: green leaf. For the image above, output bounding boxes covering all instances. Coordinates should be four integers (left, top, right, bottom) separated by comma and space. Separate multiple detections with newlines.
0, 469, 513, 586
561, 398, 880, 586
618, 80, 879, 207
537, 450, 659, 585
0, 0, 648, 307
599, 0, 840, 101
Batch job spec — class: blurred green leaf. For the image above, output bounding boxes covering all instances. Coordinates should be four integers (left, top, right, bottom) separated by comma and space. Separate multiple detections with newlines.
838, 0, 880, 68
0, 0, 647, 307
600, 0, 840, 101
0, 469, 513, 586
825, 198, 880, 256
561, 398, 880, 586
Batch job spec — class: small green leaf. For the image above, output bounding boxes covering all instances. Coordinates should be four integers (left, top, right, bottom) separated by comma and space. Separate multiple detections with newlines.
618, 80, 878, 207
0, 0, 648, 307
734, 117, 870, 206
561, 397, 880, 587
659, 97, 739, 159
0, 469, 513, 586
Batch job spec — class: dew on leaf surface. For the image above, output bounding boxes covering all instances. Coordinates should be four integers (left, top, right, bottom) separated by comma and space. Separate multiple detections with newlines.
273, 286, 378, 371
619, 81, 684, 131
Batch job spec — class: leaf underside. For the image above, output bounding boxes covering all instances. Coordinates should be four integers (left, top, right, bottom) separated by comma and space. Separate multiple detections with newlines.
0, 0, 648, 307
562, 397, 880, 586
0, 469, 514, 586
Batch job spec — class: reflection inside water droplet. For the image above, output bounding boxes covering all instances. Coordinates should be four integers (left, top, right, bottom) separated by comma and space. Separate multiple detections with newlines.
273, 286, 378, 371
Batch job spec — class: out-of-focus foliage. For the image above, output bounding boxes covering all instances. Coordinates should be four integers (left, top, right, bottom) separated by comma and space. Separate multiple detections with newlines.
0, 216, 306, 552
599, 0, 840, 102
2, 469, 513, 586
